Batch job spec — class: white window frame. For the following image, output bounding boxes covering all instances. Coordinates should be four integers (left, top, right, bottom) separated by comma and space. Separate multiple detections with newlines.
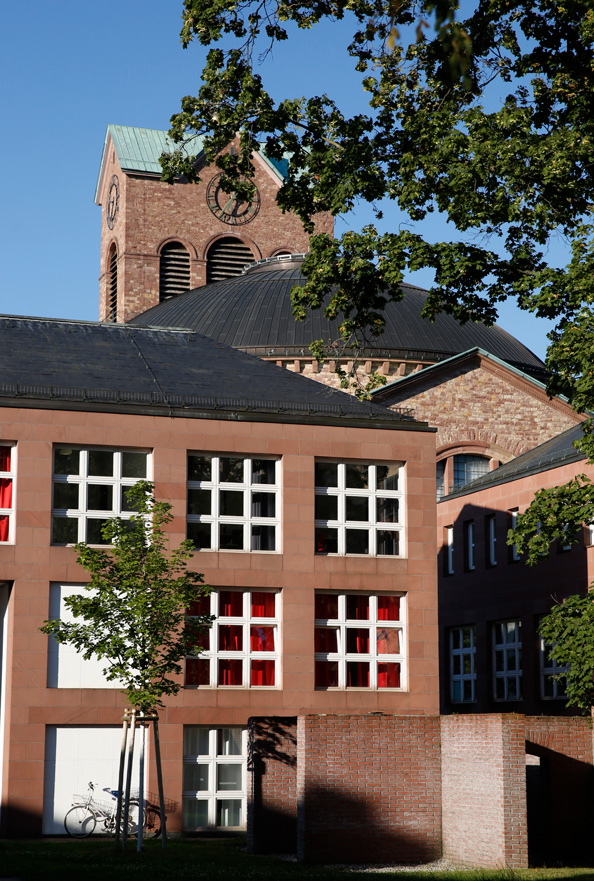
492, 619, 522, 701
449, 625, 476, 703
182, 726, 247, 830
510, 509, 520, 561
446, 525, 454, 575
540, 637, 568, 700
314, 460, 404, 557
0, 443, 15, 544
314, 591, 406, 690
487, 514, 497, 566
51, 447, 150, 545
465, 520, 475, 571
187, 454, 280, 553
186, 589, 280, 688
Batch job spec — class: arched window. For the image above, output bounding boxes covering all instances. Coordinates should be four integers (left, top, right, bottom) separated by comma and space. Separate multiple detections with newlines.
437, 454, 491, 500
206, 238, 255, 284
159, 241, 191, 301
107, 244, 118, 322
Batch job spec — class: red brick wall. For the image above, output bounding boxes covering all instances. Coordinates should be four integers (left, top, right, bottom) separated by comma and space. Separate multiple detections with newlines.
441, 714, 528, 868
247, 717, 297, 854
296, 714, 442, 864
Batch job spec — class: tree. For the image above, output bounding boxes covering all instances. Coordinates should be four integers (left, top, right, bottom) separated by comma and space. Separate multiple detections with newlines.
41, 481, 211, 844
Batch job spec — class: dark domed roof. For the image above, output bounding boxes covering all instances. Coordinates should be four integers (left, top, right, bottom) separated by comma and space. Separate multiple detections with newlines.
130, 254, 545, 376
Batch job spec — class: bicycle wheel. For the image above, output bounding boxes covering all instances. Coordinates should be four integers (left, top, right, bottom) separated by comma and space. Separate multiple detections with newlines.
126, 801, 146, 835
145, 806, 161, 838
64, 805, 97, 838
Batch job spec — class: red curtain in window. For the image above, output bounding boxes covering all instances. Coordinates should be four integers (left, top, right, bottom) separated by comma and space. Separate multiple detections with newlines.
187, 595, 211, 617
315, 660, 338, 687
251, 591, 275, 618
185, 658, 210, 686
0, 447, 11, 473
218, 659, 243, 685
346, 661, 369, 686
346, 595, 369, 620
315, 593, 338, 619
0, 479, 12, 509
378, 596, 400, 621
346, 628, 369, 653
0, 516, 8, 542
314, 627, 338, 652
377, 662, 400, 688
377, 628, 400, 655
218, 625, 242, 651
250, 660, 275, 686
250, 626, 274, 651
219, 591, 243, 617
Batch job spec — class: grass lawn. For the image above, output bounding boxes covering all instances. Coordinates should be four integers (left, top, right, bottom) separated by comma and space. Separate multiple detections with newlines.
1, 838, 594, 881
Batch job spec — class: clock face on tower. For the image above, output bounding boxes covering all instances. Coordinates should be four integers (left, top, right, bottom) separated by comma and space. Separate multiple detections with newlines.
206, 173, 261, 225
106, 175, 120, 230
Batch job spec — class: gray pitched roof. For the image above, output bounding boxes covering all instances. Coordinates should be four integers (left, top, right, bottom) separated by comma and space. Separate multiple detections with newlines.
440, 423, 587, 500
0, 316, 425, 430
131, 256, 546, 376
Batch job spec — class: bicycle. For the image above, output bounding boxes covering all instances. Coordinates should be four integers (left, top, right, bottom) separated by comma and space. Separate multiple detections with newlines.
64, 781, 146, 838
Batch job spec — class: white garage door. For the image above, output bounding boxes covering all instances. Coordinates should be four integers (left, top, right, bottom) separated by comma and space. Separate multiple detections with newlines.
43, 726, 145, 834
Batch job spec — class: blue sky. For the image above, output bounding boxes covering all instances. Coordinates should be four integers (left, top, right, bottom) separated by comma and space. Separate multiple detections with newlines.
0, 0, 557, 359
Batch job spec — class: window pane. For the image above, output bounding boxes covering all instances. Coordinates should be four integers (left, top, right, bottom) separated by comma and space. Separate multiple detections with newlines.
54, 448, 80, 476
217, 728, 242, 756
188, 455, 211, 482
183, 764, 209, 792
220, 458, 243, 483
187, 595, 211, 616
87, 484, 113, 511
52, 516, 78, 544
377, 530, 399, 556
187, 522, 212, 550
315, 660, 338, 687
345, 464, 369, 489
218, 659, 243, 685
122, 452, 147, 478
378, 596, 400, 621
219, 524, 244, 550
219, 591, 243, 617
250, 625, 275, 652
183, 727, 210, 755
315, 527, 338, 554
188, 489, 211, 516
217, 765, 242, 791
251, 525, 275, 551
346, 628, 370, 653
0, 446, 11, 472
250, 659, 275, 685
315, 495, 338, 521
377, 498, 399, 522
345, 496, 368, 521
86, 518, 109, 545
346, 595, 369, 620
346, 661, 370, 687
315, 462, 338, 487
345, 529, 369, 554
0, 515, 8, 542
251, 492, 275, 517
121, 485, 140, 512
88, 450, 114, 477
462, 628, 472, 649
53, 482, 79, 509
218, 625, 243, 651
0, 478, 11, 509
315, 593, 338, 620
185, 659, 210, 687
217, 799, 242, 827
220, 490, 243, 517
377, 628, 400, 654
183, 799, 209, 829
315, 627, 339, 652
252, 459, 275, 484
378, 662, 400, 688
251, 592, 275, 618
376, 464, 399, 491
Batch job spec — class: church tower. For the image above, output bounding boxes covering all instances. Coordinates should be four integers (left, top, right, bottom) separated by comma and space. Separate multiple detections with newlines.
95, 125, 332, 323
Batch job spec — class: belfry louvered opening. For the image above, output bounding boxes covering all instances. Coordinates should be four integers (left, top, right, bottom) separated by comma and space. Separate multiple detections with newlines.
206, 238, 255, 284
108, 245, 118, 322
159, 242, 191, 302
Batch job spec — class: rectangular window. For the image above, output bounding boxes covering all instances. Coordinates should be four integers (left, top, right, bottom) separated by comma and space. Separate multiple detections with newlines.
486, 514, 497, 567
314, 461, 403, 556
492, 620, 522, 701
183, 727, 246, 830
187, 455, 279, 552
509, 509, 520, 561
51, 447, 149, 545
0, 444, 14, 543
186, 590, 279, 687
450, 625, 476, 703
445, 526, 454, 575
314, 592, 405, 689
540, 637, 567, 700
464, 520, 475, 571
